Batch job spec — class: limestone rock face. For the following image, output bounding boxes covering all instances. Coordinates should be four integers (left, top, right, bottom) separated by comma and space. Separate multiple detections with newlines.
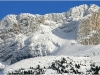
77, 8, 100, 45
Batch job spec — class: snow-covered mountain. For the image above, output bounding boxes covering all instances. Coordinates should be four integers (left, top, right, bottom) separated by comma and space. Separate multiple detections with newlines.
0, 4, 100, 66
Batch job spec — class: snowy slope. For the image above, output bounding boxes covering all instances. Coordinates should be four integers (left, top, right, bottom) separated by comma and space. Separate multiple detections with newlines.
0, 4, 99, 67
0, 4, 100, 75
3, 56, 100, 75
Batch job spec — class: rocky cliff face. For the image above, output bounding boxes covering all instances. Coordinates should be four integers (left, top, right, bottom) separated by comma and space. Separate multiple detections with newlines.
0, 4, 99, 64
77, 5, 100, 45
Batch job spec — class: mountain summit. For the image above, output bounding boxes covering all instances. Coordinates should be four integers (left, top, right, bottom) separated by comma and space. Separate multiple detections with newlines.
0, 4, 100, 64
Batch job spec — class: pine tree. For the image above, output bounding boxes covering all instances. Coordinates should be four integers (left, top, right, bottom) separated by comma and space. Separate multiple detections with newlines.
37, 64, 40, 69
94, 66, 99, 74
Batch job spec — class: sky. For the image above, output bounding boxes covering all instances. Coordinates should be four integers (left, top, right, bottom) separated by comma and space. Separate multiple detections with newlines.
0, 1, 100, 19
